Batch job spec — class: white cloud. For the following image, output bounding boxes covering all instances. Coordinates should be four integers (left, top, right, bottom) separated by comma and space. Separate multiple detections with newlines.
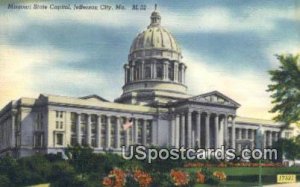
0, 45, 110, 108
184, 51, 275, 119
2, 4, 298, 34
163, 6, 298, 33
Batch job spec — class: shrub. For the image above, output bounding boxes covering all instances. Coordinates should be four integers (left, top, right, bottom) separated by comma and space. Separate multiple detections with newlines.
0, 175, 11, 187
195, 171, 205, 184
170, 169, 189, 186
213, 171, 227, 181
102, 168, 126, 187
133, 170, 152, 187
49, 161, 77, 187
151, 172, 172, 187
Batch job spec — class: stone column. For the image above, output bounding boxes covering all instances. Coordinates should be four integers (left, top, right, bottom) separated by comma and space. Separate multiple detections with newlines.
179, 64, 183, 83
214, 114, 219, 148
182, 66, 186, 84
196, 111, 201, 148
231, 116, 236, 149
97, 115, 102, 148
224, 115, 228, 148
268, 131, 272, 147
237, 128, 242, 151
251, 129, 255, 149
205, 113, 210, 148
76, 113, 81, 145
163, 61, 167, 80
274, 132, 279, 142
151, 120, 156, 145
175, 115, 180, 148
115, 116, 121, 148
125, 117, 130, 147
106, 115, 111, 148
187, 111, 192, 148
219, 116, 224, 147
87, 115, 92, 146
245, 129, 249, 140
238, 128, 242, 140
11, 112, 16, 148
152, 60, 157, 79
134, 119, 139, 143
245, 129, 249, 149
169, 117, 175, 146
141, 61, 145, 79
174, 62, 178, 82
130, 64, 134, 81
142, 119, 147, 145
124, 65, 128, 83
180, 114, 185, 147
263, 131, 267, 148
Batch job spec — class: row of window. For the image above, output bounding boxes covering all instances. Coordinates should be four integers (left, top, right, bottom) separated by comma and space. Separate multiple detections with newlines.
126, 63, 185, 82
69, 113, 152, 148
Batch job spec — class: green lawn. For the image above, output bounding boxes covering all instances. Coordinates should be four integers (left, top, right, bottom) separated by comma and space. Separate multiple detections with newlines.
187, 167, 300, 187
186, 166, 300, 176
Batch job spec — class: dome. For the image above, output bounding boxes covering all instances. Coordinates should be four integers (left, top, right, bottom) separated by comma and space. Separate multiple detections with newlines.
129, 10, 182, 61
116, 8, 188, 107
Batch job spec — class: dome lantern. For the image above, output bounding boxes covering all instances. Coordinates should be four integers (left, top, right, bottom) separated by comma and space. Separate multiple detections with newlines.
149, 4, 161, 28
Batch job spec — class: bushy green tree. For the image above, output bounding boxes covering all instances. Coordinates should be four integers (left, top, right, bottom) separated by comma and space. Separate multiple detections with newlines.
49, 161, 79, 187
0, 175, 11, 187
17, 154, 51, 184
65, 145, 94, 178
268, 54, 300, 127
273, 135, 300, 162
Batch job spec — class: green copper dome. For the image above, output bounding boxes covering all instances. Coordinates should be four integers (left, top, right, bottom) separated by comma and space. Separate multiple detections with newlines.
129, 10, 182, 61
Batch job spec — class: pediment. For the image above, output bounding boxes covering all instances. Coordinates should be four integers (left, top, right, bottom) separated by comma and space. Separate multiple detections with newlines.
188, 91, 240, 108
80, 95, 108, 102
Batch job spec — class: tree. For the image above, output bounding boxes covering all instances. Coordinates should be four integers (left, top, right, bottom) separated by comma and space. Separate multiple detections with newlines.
267, 54, 300, 128
65, 144, 95, 179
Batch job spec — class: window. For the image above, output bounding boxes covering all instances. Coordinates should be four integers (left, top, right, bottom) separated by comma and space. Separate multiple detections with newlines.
168, 66, 174, 80
145, 67, 151, 79
56, 121, 63, 129
34, 133, 44, 148
91, 138, 97, 148
135, 67, 139, 80
71, 113, 77, 133
126, 69, 130, 82
146, 120, 152, 144
71, 136, 77, 146
56, 111, 63, 118
156, 66, 163, 79
101, 116, 107, 147
56, 133, 63, 146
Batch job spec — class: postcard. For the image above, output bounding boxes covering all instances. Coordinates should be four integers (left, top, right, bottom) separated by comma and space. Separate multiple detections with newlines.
0, 1, 299, 186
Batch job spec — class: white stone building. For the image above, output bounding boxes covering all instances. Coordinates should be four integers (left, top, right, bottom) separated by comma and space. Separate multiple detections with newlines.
0, 10, 297, 158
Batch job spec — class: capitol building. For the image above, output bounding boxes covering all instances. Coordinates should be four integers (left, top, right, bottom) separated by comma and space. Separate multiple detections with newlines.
0, 9, 297, 158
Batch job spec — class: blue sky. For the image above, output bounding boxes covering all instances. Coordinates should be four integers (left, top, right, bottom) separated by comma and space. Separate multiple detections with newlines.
0, 0, 299, 119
